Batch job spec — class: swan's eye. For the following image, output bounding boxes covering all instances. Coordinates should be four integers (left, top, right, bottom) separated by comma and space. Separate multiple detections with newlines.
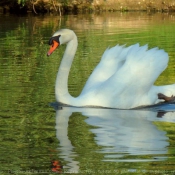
48, 35, 61, 45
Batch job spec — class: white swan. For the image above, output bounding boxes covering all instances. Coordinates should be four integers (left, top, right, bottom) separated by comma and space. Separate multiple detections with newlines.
47, 29, 175, 109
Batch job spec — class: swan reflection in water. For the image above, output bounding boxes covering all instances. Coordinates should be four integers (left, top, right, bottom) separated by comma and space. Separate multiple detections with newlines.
53, 104, 175, 172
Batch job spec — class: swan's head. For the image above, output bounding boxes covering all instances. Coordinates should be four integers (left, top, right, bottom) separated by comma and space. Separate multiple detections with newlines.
47, 29, 76, 56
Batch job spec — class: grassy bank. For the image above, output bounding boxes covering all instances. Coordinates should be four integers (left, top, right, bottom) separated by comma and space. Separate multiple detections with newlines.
0, 0, 175, 14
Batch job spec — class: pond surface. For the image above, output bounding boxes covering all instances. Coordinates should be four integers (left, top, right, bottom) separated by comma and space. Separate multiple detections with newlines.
1, 12, 175, 174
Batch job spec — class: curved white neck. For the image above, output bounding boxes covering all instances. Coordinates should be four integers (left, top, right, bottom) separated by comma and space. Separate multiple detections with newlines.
55, 34, 78, 103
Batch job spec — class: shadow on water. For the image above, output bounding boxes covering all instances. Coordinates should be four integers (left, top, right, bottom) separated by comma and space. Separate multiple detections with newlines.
50, 102, 175, 173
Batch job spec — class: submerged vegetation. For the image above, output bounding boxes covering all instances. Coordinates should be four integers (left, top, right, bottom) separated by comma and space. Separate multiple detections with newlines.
0, 0, 175, 14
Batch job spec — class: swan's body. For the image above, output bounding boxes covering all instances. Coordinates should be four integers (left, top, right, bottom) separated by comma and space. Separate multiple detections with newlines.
47, 29, 175, 109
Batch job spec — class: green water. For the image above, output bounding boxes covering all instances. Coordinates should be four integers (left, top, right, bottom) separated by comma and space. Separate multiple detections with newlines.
1, 12, 175, 174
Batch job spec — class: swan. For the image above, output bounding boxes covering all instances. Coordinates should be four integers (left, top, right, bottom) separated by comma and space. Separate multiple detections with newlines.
47, 29, 175, 109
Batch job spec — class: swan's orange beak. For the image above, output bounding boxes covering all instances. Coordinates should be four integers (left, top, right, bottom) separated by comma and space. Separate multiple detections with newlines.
47, 40, 59, 56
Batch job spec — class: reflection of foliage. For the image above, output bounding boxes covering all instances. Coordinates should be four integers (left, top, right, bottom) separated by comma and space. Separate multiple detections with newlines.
155, 121, 175, 148
0, 16, 59, 173
1, 13, 175, 174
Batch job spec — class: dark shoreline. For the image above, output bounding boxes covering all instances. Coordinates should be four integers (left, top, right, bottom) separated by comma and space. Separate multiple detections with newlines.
1, 0, 175, 15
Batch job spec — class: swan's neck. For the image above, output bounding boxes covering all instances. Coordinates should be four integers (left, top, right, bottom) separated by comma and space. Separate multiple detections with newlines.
55, 35, 78, 103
